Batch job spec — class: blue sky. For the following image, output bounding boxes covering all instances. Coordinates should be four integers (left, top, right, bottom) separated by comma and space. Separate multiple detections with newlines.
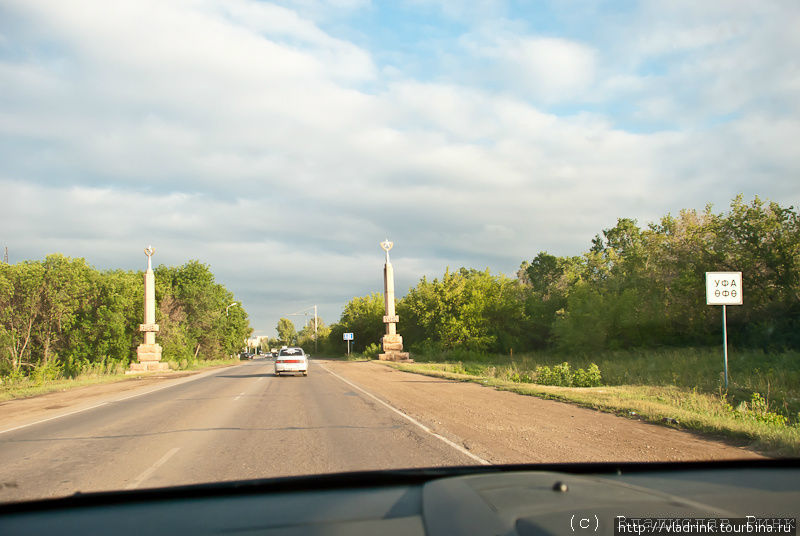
1, 0, 798, 337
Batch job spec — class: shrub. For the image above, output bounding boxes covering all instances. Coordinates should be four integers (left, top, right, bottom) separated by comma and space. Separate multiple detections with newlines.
725, 392, 789, 427
574, 363, 603, 387
509, 371, 533, 383
534, 362, 603, 387
31, 360, 63, 384
742, 392, 789, 426
362, 343, 381, 359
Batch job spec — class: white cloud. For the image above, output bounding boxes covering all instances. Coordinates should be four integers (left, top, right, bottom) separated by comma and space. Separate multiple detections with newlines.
591, 0, 800, 124
460, 31, 597, 104
1, 0, 799, 334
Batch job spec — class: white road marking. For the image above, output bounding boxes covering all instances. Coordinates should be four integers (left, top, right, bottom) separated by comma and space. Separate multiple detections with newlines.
113, 378, 197, 402
0, 363, 245, 435
234, 392, 246, 400
0, 402, 109, 436
125, 447, 180, 490
320, 364, 491, 466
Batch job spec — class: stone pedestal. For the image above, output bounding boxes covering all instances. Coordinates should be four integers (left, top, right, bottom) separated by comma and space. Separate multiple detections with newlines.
128, 348, 170, 372
378, 320, 412, 362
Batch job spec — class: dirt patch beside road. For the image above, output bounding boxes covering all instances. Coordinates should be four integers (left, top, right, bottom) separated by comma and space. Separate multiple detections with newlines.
322, 360, 763, 463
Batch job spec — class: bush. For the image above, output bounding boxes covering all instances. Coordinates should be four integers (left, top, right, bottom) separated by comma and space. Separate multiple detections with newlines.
509, 371, 533, 383
536, 362, 572, 386
738, 392, 789, 426
723, 392, 789, 427
534, 362, 603, 387
574, 363, 603, 387
362, 343, 381, 359
31, 360, 63, 384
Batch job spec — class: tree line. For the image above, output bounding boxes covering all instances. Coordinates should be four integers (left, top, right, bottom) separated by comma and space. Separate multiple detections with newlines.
317, 196, 799, 356
0, 255, 252, 379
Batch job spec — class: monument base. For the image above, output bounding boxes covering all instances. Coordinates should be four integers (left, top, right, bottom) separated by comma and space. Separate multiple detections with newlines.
381, 333, 404, 351
379, 335, 412, 361
126, 361, 171, 374
378, 351, 413, 362
136, 343, 163, 361
128, 343, 170, 374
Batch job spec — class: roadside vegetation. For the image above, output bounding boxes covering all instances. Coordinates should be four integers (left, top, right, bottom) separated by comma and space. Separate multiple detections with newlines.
320, 196, 800, 454
0, 256, 252, 391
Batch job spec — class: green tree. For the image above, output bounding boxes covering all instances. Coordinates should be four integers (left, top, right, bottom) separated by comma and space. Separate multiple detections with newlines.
1, 256, 251, 379
545, 196, 800, 352
156, 261, 252, 361
276, 318, 298, 346
0, 261, 46, 373
334, 293, 385, 353
298, 316, 329, 354
399, 268, 530, 354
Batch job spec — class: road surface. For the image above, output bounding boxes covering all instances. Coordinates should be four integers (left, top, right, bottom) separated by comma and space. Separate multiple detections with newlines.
0, 359, 474, 502
0, 358, 760, 504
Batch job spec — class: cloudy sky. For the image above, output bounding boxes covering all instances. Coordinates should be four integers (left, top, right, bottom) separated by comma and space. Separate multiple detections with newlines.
1, 0, 798, 337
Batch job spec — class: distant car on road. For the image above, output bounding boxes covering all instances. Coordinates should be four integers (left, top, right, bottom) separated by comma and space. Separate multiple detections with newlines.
239, 352, 253, 360
274, 347, 308, 376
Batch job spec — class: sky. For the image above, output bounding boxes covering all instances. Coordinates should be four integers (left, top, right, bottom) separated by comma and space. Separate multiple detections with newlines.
1, 0, 798, 338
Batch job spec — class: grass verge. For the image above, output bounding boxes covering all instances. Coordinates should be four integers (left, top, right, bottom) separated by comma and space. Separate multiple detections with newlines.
320, 353, 374, 362
0, 358, 239, 402
383, 361, 800, 457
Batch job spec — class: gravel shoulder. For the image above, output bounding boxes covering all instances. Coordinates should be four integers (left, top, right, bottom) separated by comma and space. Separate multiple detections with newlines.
322, 359, 763, 463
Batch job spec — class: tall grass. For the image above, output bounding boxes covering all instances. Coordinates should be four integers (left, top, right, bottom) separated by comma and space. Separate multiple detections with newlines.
412, 346, 800, 422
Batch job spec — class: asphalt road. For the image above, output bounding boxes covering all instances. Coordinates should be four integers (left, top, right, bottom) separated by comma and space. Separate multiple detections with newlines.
0, 359, 476, 502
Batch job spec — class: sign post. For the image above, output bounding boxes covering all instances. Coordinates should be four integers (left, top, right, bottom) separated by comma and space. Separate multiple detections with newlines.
705, 272, 743, 390
343, 333, 354, 356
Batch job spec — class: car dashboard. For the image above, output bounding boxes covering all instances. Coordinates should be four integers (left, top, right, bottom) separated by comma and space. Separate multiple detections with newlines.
0, 459, 797, 535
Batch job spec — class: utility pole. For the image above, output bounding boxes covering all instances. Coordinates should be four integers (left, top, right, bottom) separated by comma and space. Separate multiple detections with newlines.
288, 305, 318, 353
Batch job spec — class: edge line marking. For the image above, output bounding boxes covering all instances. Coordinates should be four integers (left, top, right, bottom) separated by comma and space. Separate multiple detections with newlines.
0, 402, 109, 435
125, 447, 180, 490
320, 363, 490, 466
0, 363, 246, 435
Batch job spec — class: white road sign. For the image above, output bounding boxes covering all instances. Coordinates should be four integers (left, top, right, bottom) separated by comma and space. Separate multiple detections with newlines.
705, 272, 743, 305
343, 333, 354, 340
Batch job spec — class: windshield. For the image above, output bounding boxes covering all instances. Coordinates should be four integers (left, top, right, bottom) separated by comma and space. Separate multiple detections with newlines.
0, 0, 798, 505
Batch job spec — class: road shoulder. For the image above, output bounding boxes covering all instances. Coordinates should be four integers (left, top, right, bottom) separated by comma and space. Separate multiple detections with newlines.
322, 359, 763, 463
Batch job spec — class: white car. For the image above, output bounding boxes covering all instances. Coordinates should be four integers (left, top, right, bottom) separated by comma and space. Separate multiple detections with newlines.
274, 347, 308, 376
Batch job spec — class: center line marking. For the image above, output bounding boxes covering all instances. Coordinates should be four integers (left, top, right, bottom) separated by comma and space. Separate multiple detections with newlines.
234, 392, 245, 400
125, 447, 180, 490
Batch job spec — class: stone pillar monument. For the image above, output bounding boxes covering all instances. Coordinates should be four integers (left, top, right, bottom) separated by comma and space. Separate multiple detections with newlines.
128, 246, 169, 373
379, 240, 412, 362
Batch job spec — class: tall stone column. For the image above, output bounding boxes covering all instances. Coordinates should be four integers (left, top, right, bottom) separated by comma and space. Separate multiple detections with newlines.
384, 261, 397, 336
379, 240, 412, 362
128, 246, 169, 373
